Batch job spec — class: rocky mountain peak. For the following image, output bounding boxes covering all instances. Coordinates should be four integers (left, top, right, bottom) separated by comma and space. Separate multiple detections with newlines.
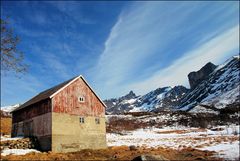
188, 62, 217, 89
154, 87, 171, 94
120, 90, 137, 101
179, 55, 240, 111
104, 55, 239, 114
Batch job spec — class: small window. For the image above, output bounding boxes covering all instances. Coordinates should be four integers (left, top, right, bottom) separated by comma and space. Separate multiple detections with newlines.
78, 96, 85, 103
79, 117, 85, 123
95, 118, 100, 124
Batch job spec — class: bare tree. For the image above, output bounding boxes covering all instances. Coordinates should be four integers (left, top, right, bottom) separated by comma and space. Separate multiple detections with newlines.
1, 18, 28, 75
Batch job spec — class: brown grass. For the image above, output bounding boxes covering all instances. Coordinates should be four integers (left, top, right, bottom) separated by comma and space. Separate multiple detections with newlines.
1, 117, 12, 135
157, 128, 207, 134
1, 146, 221, 161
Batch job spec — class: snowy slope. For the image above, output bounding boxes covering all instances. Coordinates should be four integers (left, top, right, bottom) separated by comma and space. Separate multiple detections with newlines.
105, 86, 189, 114
179, 56, 240, 111
105, 55, 239, 114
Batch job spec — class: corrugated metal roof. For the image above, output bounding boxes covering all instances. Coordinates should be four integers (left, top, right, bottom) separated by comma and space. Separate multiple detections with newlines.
12, 76, 78, 112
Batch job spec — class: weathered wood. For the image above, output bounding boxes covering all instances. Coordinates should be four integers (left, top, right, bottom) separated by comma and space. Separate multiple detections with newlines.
52, 78, 105, 117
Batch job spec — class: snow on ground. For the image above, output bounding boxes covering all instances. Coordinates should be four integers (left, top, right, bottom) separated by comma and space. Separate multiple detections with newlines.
1, 136, 40, 156
1, 149, 40, 156
1, 136, 24, 141
107, 125, 240, 160
199, 141, 239, 160
129, 107, 142, 112
189, 105, 219, 114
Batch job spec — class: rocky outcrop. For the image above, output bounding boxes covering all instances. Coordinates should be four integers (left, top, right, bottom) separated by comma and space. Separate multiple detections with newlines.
179, 56, 240, 111
104, 55, 239, 114
188, 62, 217, 89
121, 91, 136, 100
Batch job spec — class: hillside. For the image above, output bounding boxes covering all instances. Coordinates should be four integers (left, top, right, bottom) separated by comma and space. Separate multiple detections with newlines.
105, 86, 189, 114
104, 55, 239, 114
179, 56, 240, 111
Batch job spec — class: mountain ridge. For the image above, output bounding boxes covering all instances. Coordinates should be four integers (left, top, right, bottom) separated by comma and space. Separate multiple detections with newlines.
104, 55, 239, 114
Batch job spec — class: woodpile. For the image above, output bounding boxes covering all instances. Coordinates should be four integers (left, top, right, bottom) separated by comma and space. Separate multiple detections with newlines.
1, 137, 38, 149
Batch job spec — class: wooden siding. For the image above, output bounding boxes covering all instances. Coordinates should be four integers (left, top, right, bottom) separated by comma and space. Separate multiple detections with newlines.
12, 99, 51, 123
52, 78, 105, 117
12, 113, 52, 151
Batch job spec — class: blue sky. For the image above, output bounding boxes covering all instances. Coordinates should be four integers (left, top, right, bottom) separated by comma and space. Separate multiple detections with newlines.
1, 1, 239, 106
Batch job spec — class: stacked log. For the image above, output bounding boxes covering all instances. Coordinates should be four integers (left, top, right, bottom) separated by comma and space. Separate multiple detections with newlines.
1, 138, 37, 149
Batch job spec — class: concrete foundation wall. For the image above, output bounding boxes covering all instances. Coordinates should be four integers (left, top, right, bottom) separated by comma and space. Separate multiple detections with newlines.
12, 112, 52, 151
52, 112, 106, 153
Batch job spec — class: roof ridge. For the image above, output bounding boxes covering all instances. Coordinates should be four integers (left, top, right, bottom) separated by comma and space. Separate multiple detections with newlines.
12, 75, 79, 112
12, 75, 106, 112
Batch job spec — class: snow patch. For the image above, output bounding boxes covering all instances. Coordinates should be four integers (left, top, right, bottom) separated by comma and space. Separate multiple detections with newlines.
199, 141, 240, 160
1, 149, 40, 156
1, 136, 24, 141
189, 105, 219, 114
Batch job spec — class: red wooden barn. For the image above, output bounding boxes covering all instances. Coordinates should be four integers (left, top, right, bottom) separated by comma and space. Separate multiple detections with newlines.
11, 75, 107, 152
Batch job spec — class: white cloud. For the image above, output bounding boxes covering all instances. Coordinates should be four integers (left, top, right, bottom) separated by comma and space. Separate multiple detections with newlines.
128, 25, 239, 95
92, 1, 239, 98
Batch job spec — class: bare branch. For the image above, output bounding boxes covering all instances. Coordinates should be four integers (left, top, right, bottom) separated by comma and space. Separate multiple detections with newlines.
0, 18, 28, 76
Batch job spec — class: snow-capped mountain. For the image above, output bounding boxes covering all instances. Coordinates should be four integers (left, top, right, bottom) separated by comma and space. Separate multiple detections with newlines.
105, 55, 239, 114
105, 86, 189, 114
0, 104, 20, 117
0, 104, 20, 113
104, 91, 138, 114
179, 55, 240, 111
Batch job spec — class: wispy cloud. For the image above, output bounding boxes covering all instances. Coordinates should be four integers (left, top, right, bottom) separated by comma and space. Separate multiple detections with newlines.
8, 16, 54, 38
92, 1, 239, 98
42, 52, 72, 80
1, 1, 238, 105
1, 74, 44, 106
27, 44, 74, 79
128, 25, 239, 94
46, 1, 96, 25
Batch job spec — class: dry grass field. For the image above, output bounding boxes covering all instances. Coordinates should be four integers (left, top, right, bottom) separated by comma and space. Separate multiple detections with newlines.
1, 146, 219, 161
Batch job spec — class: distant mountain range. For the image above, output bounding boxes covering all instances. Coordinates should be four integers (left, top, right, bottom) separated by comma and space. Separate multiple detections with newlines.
1, 55, 239, 115
0, 104, 20, 117
104, 55, 240, 114
1, 104, 20, 112
105, 86, 189, 114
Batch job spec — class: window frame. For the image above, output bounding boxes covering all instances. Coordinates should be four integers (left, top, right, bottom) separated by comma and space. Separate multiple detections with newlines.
78, 96, 85, 103
95, 117, 100, 124
79, 117, 85, 124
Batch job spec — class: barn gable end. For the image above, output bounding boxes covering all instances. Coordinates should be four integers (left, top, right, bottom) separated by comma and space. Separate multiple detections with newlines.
51, 76, 105, 117
51, 76, 106, 152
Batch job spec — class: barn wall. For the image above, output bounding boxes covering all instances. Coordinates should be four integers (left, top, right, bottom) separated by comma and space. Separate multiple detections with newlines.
12, 99, 51, 123
51, 78, 106, 152
11, 99, 52, 151
52, 113, 106, 153
12, 112, 52, 151
52, 78, 105, 117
